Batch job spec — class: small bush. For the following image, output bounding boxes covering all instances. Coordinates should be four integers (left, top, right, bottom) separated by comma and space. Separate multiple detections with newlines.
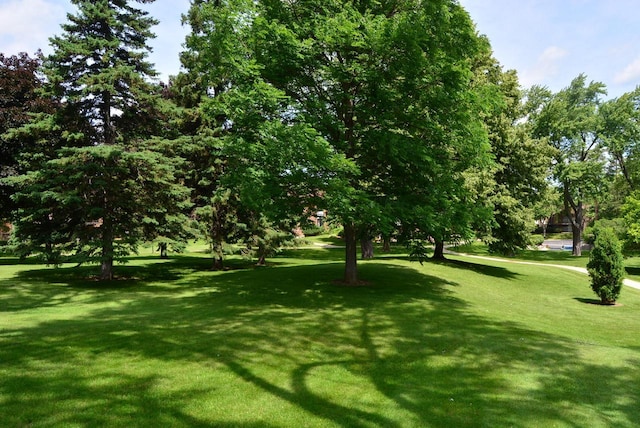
530, 234, 545, 246
301, 224, 324, 237
587, 227, 624, 304
408, 239, 431, 265
585, 218, 627, 245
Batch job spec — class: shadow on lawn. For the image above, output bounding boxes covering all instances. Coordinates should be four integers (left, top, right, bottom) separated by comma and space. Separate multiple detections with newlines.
1, 257, 639, 426
379, 254, 519, 280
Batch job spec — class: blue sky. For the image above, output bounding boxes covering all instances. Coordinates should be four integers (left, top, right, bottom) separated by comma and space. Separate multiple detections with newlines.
1, 0, 639, 99
460, 0, 640, 99
0, 0, 190, 82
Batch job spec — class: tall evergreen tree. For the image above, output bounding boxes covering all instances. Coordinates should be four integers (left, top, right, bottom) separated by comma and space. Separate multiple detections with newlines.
8, 0, 191, 280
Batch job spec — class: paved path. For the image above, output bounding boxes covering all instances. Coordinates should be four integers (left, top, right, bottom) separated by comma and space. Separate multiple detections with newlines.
446, 250, 640, 291
307, 242, 640, 291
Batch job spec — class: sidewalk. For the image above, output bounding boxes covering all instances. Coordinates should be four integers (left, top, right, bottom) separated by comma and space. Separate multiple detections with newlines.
446, 250, 640, 291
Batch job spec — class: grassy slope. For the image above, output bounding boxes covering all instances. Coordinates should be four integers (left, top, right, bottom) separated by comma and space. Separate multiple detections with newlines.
1, 244, 639, 427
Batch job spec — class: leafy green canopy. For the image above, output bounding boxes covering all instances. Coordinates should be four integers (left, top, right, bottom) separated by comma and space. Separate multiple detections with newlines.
43, 0, 162, 145
529, 75, 608, 256
183, 0, 494, 282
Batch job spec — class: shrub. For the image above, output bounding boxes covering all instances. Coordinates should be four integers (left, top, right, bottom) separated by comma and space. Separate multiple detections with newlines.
301, 223, 324, 237
408, 239, 431, 265
530, 234, 545, 246
587, 227, 625, 304
585, 218, 627, 245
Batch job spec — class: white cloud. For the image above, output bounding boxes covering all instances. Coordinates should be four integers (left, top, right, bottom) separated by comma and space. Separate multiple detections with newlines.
521, 46, 568, 87
0, 0, 67, 55
614, 57, 640, 84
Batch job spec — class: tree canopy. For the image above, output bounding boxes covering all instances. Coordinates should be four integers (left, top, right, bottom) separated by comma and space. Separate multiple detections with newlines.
183, 0, 495, 283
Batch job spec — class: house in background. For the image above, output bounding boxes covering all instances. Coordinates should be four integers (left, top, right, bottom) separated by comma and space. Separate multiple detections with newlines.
1, 222, 12, 241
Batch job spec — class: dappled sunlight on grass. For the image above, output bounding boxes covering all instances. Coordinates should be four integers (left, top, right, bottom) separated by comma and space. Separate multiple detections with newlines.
1, 248, 640, 426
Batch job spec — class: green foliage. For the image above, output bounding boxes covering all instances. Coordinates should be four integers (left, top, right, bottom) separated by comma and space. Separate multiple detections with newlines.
530, 234, 545, 246
529, 74, 608, 256
474, 53, 554, 255
1, 0, 195, 280
222, 0, 493, 282
0, 52, 55, 221
585, 218, 627, 245
407, 239, 432, 265
301, 223, 325, 237
8, 145, 191, 270
587, 227, 625, 304
601, 87, 640, 191
624, 191, 640, 244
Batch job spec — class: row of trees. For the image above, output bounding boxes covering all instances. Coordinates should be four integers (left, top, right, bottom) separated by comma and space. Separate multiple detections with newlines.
1, 0, 639, 282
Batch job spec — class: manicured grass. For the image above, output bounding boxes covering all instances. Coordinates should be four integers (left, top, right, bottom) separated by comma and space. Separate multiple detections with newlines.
452, 241, 590, 267
2, 245, 640, 427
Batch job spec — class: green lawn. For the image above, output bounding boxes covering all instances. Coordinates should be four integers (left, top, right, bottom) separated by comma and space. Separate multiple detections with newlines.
1, 244, 640, 427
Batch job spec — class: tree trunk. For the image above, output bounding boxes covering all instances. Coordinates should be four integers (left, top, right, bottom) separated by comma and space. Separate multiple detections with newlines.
213, 255, 224, 271
101, 257, 114, 281
212, 241, 224, 270
433, 239, 446, 260
382, 235, 391, 252
571, 223, 583, 257
344, 223, 358, 284
256, 253, 267, 266
158, 242, 168, 258
360, 238, 374, 259
256, 244, 267, 266
100, 219, 114, 280
571, 203, 584, 257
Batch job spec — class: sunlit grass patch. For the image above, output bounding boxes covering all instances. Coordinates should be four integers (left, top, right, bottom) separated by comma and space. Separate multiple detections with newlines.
1, 244, 640, 427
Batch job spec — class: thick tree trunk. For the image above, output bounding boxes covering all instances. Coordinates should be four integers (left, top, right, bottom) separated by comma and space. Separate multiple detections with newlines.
256, 244, 267, 266
433, 239, 446, 260
213, 255, 224, 271
571, 203, 584, 257
101, 257, 114, 281
344, 223, 358, 284
564, 186, 584, 257
360, 238, 374, 259
572, 223, 583, 257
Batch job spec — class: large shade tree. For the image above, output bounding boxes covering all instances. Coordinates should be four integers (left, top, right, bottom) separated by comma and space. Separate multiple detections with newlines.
181, 0, 352, 270
8, 0, 190, 279
184, 0, 494, 283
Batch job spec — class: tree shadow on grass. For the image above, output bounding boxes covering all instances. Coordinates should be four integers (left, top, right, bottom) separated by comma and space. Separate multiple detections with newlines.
378, 254, 519, 280
625, 266, 640, 276
1, 258, 639, 426
431, 258, 520, 280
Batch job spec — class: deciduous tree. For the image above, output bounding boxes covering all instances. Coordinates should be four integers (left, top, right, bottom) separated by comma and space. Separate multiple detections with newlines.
529, 75, 607, 256
184, 0, 494, 283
